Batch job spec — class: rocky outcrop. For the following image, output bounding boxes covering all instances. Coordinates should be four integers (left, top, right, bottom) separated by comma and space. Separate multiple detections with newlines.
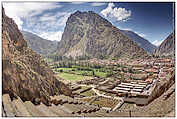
56, 11, 147, 59
22, 31, 58, 56
2, 7, 72, 106
154, 32, 175, 57
148, 71, 175, 104
120, 30, 157, 53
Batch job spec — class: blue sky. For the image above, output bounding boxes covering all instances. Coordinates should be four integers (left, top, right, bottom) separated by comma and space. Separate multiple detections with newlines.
3, 2, 174, 46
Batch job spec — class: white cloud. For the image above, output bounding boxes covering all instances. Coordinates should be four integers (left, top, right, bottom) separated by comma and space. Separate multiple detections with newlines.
24, 11, 71, 33
91, 2, 106, 6
71, 2, 85, 4
13, 16, 23, 30
3, 2, 72, 42
39, 12, 71, 25
119, 27, 132, 31
152, 40, 163, 46
3, 2, 62, 30
134, 31, 146, 38
101, 3, 131, 22
39, 31, 63, 41
138, 33, 146, 38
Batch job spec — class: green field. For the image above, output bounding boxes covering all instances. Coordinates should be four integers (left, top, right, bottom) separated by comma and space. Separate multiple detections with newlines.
56, 67, 74, 71
58, 72, 90, 81
55, 67, 107, 78
94, 70, 107, 77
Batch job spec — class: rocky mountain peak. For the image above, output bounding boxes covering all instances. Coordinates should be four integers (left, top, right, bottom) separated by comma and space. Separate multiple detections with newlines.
56, 11, 147, 59
153, 32, 175, 57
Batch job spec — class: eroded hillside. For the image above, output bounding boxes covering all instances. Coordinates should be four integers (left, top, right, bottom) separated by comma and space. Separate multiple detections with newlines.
2, 7, 72, 106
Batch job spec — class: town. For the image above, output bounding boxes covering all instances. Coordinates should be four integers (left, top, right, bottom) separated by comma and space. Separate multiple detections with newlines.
45, 57, 175, 116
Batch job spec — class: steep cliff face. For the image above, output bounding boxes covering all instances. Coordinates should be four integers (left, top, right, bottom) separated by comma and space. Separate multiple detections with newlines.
2, 8, 72, 105
154, 32, 175, 57
22, 31, 58, 56
120, 30, 157, 53
56, 11, 147, 59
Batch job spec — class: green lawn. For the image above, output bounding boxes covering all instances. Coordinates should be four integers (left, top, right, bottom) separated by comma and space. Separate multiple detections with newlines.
55, 67, 107, 78
58, 72, 90, 81
76, 70, 93, 76
94, 69, 107, 77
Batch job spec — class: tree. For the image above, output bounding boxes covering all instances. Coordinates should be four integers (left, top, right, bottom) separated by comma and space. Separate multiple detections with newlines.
128, 68, 133, 73
92, 70, 95, 76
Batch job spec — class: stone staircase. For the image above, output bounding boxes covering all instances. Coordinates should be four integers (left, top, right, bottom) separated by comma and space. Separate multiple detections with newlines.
2, 94, 113, 117
2, 94, 133, 117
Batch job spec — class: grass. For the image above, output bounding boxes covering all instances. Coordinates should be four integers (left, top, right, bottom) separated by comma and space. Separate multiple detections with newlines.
58, 72, 90, 81
56, 67, 74, 71
94, 69, 107, 77
55, 67, 107, 78
76, 70, 93, 76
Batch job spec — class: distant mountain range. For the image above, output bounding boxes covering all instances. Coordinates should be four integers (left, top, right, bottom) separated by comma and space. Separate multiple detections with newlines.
120, 30, 157, 53
154, 32, 175, 57
56, 11, 147, 59
22, 31, 58, 55
20, 11, 174, 59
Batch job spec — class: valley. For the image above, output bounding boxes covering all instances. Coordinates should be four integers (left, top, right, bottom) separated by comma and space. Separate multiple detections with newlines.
42, 56, 175, 116
3, 56, 175, 117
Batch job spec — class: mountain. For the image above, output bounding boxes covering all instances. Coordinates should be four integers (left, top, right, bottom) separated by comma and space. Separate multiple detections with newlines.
56, 11, 147, 59
120, 30, 157, 53
21, 31, 58, 56
2, 7, 72, 106
153, 32, 175, 57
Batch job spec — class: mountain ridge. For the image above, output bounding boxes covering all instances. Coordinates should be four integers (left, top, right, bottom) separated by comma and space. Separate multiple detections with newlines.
120, 30, 157, 53
21, 31, 58, 56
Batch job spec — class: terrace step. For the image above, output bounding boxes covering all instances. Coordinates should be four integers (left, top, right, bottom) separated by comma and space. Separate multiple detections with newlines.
59, 104, 84, 116
62, 103, 80, 113
57, 104, 74, 114
36, 103, 58, 117
112, 101, 124, 111
106, 110, 129, 117
94, 109, 109, 116
12, 97, 32, 117
51, 95, 75, 104
82, 108, 102, 117
2, 94, 16, 117
80, 87, 92, 94
83, 112, 101, 117
76, 104, 94, 110
49, 104, 77, 117
24, 101, 45, 117
59, 95, 75, 102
